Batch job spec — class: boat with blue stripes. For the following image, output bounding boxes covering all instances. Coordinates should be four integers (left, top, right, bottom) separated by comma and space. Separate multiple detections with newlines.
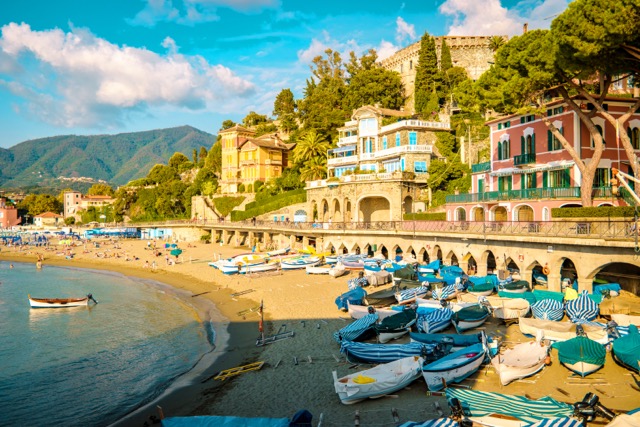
531, 299, 565, 321
416, 306, 454, 333
422, 341, 487, 391
410, 331, 484, 351
339, 340, 449, 364
333, 313, 378, 343
565, 290, 599, 322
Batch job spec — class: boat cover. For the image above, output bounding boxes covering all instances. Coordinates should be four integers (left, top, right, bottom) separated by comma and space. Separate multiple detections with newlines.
335, 287, 367, 310
468, 275, 498, 289
395, 265, 417, 280
333, 313, 378, 343
340, 340, 439, 364
375, 308, 417, 333
410, 331, 482, 347
565, 290, 599, 322
500, 280, 530, 292
612, 324, 640, 372
467, 280, 494, 293
445, 388, 574, 423
533, 289, 565, 303
161, 416, 289, 427
526, 418, 585, 427
416, 307, 454, 333
499, 291, 537, 305
531, 299, 565, 321
593, 283, 622, 295
552, 336, 606, 366
432, 285, 457, 300
454, 305, 490, 322
396, 285, 430, 303
424, 260, 442, 271
399, 418, 459, 427
532, 271, 548, 285
441, 265, 464, 276
417, 273, 446, 284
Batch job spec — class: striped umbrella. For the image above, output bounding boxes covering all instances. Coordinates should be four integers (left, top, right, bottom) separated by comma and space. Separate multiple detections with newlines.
565, 290, 599, 322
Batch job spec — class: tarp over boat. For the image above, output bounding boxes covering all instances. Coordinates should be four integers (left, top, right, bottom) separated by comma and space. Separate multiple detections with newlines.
445, 388, 574, 423
552, 336, 606, 366
333, 313, 378, 343
565, 290, 599, 322
612, 324, 640, 372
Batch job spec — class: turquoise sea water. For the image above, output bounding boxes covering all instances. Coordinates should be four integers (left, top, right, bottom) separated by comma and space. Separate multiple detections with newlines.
0, 261, 213, 427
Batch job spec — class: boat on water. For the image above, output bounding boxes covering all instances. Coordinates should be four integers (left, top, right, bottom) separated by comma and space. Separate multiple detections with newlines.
491, 340, 550, 385
531, 298, 565, 321
519, 317, 609, 345
452, 304, 491, 333
281, 256, 321, 270
374, 308, 417, 343
28, 294, 98, 308
552, 334, 606, 377
611, 324, 640, 373
422, 341, 487, 391
332, 356, 423, 405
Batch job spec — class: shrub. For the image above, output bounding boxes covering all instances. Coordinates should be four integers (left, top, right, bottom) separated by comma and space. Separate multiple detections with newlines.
231, 190, 307, 221
551, 206, 636, 218
238, 183, 245, 193
403, 212, 446, 221
327, 177, 340, 182
212, 196, 245, 217
200, 233, 211, 244
254, 180, 264, 192
246, 184, 253, 193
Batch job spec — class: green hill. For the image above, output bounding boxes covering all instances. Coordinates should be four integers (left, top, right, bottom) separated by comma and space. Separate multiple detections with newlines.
0, 126, 216, 191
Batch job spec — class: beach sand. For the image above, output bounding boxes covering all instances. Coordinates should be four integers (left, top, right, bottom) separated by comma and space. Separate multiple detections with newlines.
2, 238, 639, 427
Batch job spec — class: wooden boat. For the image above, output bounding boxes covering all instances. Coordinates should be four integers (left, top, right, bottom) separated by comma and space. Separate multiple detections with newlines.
239, 261, 279, 274
374, 308, 417, 343
332, 356, 423, 404
552, 335, 606, 377
305, 265, 331, 274
333, 313, 378, 343
365, 286, 399, 307
422, 342, 487, 391
498, 280, 529, 293
452, 304, 491, 333
611, 313, 640, 327
565, 290, 599, 322
335, 287, 367, 311
519, 317, 609, 345
266, 247, 290, 257
491, 298, 530, 321
491, 340, 550, 385
219, 254, 268, 274
341, 259, 365, 270
416, 297, 476, 313
395, 285, 430, 305
416, 306, 454, 333
328, 263, 348, 278
611, 324, 640, 373
281, 256, 321, 270
467, 281, 494, 296
340, 340, 448, 364
410, 331, 484, 351
28, 294, 97, 308
347, 301, 399, 321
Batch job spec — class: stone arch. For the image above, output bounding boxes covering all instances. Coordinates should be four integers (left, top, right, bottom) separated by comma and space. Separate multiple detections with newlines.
339, 243, 348, 254
403, 196, 413, 215
406, 246, 417, 260
471, 206, 485, 221
505, 257, 520, 273
364, 244, 374, 257
463, 253, 477, 275
445, 250, 458, 266
345, 199, 352, 222
379, 244, 389, 259
351, 243, 361, 255
514, 204, 534, 222
418, 247, 430, 263
357, 195, 392, 222
433, 245, 443, 262
392, 244, 402, 260
585, 262, 640, 295
455, 207, 467, 221
524, 260, 545, 286
321, 199, 330, 222
492, 206, 508, 222
332, 198, 342, 222
328, 244, 336, 254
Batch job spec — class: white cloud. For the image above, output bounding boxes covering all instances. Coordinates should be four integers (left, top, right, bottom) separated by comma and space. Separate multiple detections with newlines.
0, 23, 255, 128
127, 0, 183, 27
395, 17, 416, 44
188, 0, 281, 13
376, 40, 399, 61
297, 37, 331, 64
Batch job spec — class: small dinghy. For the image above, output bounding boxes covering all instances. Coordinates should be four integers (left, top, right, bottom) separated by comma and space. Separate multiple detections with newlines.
329, 262, 348, 278
531, 299, 565, 321
422, 342, 487, 391
333, 313, 378, 343
281, 256, 321, 270
452, 304, 491, 333
395, 285, 430, 305
374, 308, 417, 343
365, 286, 400, 307
519, 317, 609, 345
552, 333, 606, 377
491, 340, 550, 385
498, 280, 530, 293
416, 306, 454, 333
28, 294, 98, 308
332, 356, 423, 405
266, 247, 290, 257
467, 281, 495, 296
347, 302, 399, 321
611, 324, 640, 373
410, 331, 484, 351
240, 261, 279, 274
335, 287, 367, 311
305, 264, 331, 274
491, 298, 530, 321
431, 284, 459, 301
340, 340, 448, 364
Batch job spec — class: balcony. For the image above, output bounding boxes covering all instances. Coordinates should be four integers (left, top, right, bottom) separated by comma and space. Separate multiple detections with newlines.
381, 119, 451, 133
265, 159, 282, 166
327, 155, 359, 166
471, 161, 491, 173
239, 159, 256, 166
446, 187, 581, 203
514, 152, 536, 167
375, 144, 433, 159
337, 135, 358, 146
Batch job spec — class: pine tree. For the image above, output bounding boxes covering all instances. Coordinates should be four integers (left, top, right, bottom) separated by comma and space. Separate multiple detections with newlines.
440, 39, 452, 72
414, 32, 439, 117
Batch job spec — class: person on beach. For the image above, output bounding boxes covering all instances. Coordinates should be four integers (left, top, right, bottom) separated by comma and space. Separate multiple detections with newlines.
143, 261, 150, 269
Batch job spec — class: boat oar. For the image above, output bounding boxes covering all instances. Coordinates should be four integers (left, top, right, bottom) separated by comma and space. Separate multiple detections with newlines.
88, 293, 98, 304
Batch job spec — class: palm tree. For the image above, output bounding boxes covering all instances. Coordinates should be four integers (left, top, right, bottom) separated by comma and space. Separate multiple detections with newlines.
488, 36, 506, 52
300, 156, 327, 182
293, 129, 331, 165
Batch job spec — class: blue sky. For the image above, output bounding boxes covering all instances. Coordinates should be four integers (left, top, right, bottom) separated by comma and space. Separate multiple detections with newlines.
0, 0, 569, 148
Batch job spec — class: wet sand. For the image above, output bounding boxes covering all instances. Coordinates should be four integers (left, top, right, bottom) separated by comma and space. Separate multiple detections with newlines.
1, 238, 638, 426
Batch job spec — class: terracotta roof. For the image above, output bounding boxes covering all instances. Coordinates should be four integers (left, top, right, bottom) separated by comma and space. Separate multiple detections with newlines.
239, 134, 293, 151
218, 124, 254, 134
82, 195, 114, 200
352, 105, 407, 119
35, 212, 63, 218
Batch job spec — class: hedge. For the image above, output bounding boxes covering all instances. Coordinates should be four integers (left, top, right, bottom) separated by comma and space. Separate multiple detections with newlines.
403, 212, 446, 221
213, 196, 245, 217
245, 188, 306, 211
231, 191, 307, 221
551, 206, 636, 218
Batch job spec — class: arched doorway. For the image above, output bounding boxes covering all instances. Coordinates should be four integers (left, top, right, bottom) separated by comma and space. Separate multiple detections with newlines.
472, 207, 485, 221
339, 244, 348, 254
450, 253, 459, 266
494, 206, 508, 221
358, 196, 391, 222
588, 262, 640, 295
561, 258, 577, 289
467, 256, 477, 275
352, 244, 361, 255
419, 248, 430, 263
345, 199, 352, 222
333, 199, 342, 222
455, 207, 466, 221
517, 205, 534, 222
380, 245, 389, 259
403, 196, 413, 215
321, 199, 329, 222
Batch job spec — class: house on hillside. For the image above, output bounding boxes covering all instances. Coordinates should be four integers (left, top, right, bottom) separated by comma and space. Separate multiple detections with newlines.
34, 212, 63, 228
445, 96, 640, 223
306, 105, 448, 223
63, 191, 115, 221
0, 198, 21, 229
219, 125, 295, 194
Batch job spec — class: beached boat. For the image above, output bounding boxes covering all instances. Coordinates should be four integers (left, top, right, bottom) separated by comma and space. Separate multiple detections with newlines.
339, 340, 448, 364
365, 286, 399, 307
467, 281, 495, 296
498, 280, 530, 293
452, 304, 491, 333
374, 308, 417, 343
519, 317, 609, 345
347, 302, 399, 321
335, 287, 367, 311
305, 265, 331, 274
333, 313, 378, 343
531, 299, 565, 321
416, 306, 454, 333
28, 294, 97, 308
332, 356, 423, 404
491, 340, 550, 385
611, 324, 640, 373
218, 254, 268, 274
491, 298, 530, 321
329, 263, 347, 278
239, 261, 279, 274
565, 290, 599, 322
281, 256, 321, 270
416, 298, 476, 313
532, 271, 548, 286
395, 285, 430, 305
266, 247, 290, 257
410, 331, 484, 351
611, 313, 640, 327
431, 284, 459, 301
552, 335, 606, 377
340, 257, 366, 270
422, 342, 487, 391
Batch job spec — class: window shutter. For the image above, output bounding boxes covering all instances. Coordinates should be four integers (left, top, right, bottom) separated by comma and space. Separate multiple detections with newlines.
532, 172, 537, 188
521, 136, 525, 155
520, 117, 525, 124
547, 130, 552, 151
542, 171, 548, 188
532, 133, 536, 154
498, 141, 502, 160
563, 168, 570, 188
508, 176, 512, 191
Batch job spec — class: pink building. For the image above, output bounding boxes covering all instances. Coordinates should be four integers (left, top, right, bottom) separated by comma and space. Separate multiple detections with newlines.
446, 96, 640, 222
0, 198, 21, 229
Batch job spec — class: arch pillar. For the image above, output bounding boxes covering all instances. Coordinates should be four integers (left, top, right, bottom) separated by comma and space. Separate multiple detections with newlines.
459, 260, 469, 275
576, 274, 593, 293
477, 262, 488, 277
302, 236, 309, 249
289, 235, 296, 249
221, 230, 229, 245
547, 272, 562, 292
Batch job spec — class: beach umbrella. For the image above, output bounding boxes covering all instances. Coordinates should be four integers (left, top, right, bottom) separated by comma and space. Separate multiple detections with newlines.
171, 243, 178, 248
170, 248, 182, 257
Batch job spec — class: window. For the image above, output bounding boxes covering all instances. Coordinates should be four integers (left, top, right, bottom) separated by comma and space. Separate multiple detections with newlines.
384, 160, 401, 172
591, 124, 604, 147
382, 136, 388, 150
523, 173, 537, 189
545, 169, 570, 188
628, 127, 640, 149
523, 134, 535, 155
414, 161, 427, 173
548, 128, 563, 151
498, 176, 512, 191
542, 207, 549, 221
478, 178, 485, 193
409, 132, 417, 145
409, 60, 413, 70
498, 139, 510, 160
395, 132, 400, 147
593, 168, 610, 188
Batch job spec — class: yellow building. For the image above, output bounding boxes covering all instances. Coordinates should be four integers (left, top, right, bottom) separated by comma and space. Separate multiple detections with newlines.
219, 125, 295, 193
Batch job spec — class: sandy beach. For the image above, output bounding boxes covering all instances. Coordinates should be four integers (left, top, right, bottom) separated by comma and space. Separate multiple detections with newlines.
2, 237, 639, 427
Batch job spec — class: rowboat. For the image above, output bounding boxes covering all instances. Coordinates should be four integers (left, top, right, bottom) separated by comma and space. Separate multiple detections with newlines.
218, 254, 268, 274
332, 356, 423, 405
416, 297, 476, 313
329, 263, 347, 278
266, 247, 290, 257
611, 324, 640, 373
491, 340, 550, 385
498, 280, 529, 293
410, 331, 484, 351
395, 285, 430, 304
611, 313, 640, 327
281, 256, 321, 270
422, 342, 487, 391
552, 335, 606, 377
365, 286, 399, 307
491, 298, 530, 321
374, 308, 417, 343
333, 313, 378, 343
28, 294, 97, 308
467, 281, 495, 296
339, 340, 448, 364
335, 287, 367, 311
239, 261, 279, 274
531, 299, 565, 321
416, 306, 454, 333
565, 290, 599, 322
519, 317, 609, 345
305, 265, 331, 274
452, 304, 491, 333
347, 301, 399, 321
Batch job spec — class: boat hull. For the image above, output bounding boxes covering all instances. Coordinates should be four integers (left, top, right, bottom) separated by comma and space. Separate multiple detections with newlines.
422, 343, 486, 391
491, 341, 549, 385
378, 328, 410, 344
29, 297, 89, 308
347, 302, 399, 321
562, 361, 603, 377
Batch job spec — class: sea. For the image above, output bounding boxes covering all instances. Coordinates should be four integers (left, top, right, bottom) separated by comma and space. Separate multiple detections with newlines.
0, 261, 214, 427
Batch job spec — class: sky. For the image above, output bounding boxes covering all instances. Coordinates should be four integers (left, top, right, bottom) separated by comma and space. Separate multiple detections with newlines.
0, 0, 570, 148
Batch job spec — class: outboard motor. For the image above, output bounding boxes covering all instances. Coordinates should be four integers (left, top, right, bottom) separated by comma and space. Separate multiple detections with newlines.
606, 320, 620, 340
573, 393, 616, 422
448, 398, 473, 427
575, 324, 587, 337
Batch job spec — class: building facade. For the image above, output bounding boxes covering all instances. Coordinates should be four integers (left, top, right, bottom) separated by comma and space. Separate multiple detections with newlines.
307, 105, 450, 222
445, 97, 640, 223
219, 125, 295, 194
0, 198, 20, 229
63, 191, 115, 220
34, 212, 64, 228
380, 36, 505, 113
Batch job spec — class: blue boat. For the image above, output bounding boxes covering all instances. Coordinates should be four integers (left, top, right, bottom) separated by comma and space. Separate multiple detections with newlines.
339, 340, 448, 364
422, 342, 487, 391
416, 306, 454, 333
452, 304, 491, 333
410, 331, 484, 351
333, 313, 378, 343
531, 299, 565, 321
335, 287, 367, 311
552, 334, 606, 377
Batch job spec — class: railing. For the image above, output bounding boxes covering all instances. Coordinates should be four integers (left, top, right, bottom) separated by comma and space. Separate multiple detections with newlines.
337, 135, 358, 145
514, 152, 536, 166
446, 187, 582, 203
136, 218, 637, 241
359, 153, 375, 161
264, 159, 282, 165
374, 144, 433, 159
471, 162, 491, 173
327, 155, 358, 166
381, 120, 451, 133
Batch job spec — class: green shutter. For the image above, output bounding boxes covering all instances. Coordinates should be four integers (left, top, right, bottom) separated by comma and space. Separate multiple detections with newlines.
532, 173, 537, 188
508, 176, 512, 191
498, 123, 502, 130
563, 168, 570, 188
521, 136, 525, 155
532, 133, 536, 154
497, 141, 502, 160
520, 117, 525, 124
542, 171, 548, 188
548, 130, 552, 151
478, 179, 484, 194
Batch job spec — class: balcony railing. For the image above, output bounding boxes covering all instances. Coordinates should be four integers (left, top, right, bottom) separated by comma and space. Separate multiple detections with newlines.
381, 120, 451, 133
375, 144, 433, 159
471, 162, 491, 173
337, 135, 358, 145
446, 186, 581, 203
513, 152, 536, 166
327, 155, 359, 166
265, 159, 282, 165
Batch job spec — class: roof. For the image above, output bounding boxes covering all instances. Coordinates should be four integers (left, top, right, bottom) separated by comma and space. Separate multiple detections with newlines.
239, 133, 295, 151
82, 195, 114, 200
218, 124, 254, 135
352, 105, 407, 120
35, 212, 63, 218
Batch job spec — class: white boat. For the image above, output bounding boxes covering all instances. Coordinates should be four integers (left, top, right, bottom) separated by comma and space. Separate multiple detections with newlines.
491, 298, 530, 320
491, 340, 550, 385
28, 294, 97, 308
219, 254, 268, 274
329, 263, 348, 278
422, 342, 487, 391
281, 256, 321, 270
347, 301, 399, 321
306, 265, 331, 274
611, 313, 640, 327
266, 247, 290, 257
240, 261, 280, 274
518, 317, 609, 345
416, 297, 475, 312
332, 356, 423, 404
